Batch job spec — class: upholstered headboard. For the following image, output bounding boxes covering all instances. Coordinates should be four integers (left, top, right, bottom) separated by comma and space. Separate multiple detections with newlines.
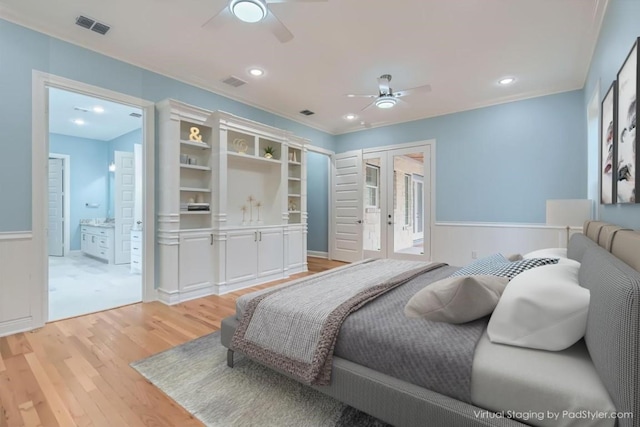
569, 222, 640, 427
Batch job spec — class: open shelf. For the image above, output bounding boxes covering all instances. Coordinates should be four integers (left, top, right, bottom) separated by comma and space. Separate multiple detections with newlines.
180, 211, 211, 215
288, 161, 301, 166
288, 194, 301, 198
180, 140, 210, 149
288, 177, 301, 181
180, 164, 211, 171
180, 187, 211, 193
288, 211, 301, 214
228, 152, 282, 165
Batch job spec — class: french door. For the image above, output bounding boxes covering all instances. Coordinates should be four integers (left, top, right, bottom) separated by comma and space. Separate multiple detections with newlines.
362, 146, 430, 261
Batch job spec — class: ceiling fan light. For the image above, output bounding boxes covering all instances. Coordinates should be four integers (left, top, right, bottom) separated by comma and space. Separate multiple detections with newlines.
375, 97, 397, 109
230, 0, 267, 23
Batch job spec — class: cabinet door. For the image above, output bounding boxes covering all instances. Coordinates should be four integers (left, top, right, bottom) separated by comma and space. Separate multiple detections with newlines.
81, 233, 88, 253
288, 227, 304, 269
258, 229, 284, 277
226, 230, 258, 284
179, 233, 213, 292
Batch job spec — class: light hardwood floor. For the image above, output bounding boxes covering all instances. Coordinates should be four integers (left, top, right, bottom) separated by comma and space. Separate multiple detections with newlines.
0, 257, 346, 427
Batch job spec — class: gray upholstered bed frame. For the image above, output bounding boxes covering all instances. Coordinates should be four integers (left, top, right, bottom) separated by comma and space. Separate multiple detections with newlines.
220, 222, 640, 427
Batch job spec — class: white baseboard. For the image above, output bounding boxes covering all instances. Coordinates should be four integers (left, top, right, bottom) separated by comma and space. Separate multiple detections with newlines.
432, 222, 582, 266
0, 317, 35, 338
0, 231, 32, 241
307, 251, 329, 259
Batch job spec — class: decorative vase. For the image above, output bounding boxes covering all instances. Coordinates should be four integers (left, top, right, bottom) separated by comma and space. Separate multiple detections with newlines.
264, 153, 273, 159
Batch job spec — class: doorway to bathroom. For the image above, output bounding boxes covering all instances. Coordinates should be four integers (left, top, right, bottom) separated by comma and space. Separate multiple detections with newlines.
47, 88, 144, 320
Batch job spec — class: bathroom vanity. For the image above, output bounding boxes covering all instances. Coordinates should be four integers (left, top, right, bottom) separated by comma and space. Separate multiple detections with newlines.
80, 222, 115, 264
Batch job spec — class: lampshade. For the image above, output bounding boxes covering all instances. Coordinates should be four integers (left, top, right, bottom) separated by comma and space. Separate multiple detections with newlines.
546, 199, 593, 227
375, 97, 397, 109
230, 0, 267, 23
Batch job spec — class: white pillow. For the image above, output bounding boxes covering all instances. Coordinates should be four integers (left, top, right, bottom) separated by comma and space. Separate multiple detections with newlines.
524, 248, 568, 259
487, 263, 590, 351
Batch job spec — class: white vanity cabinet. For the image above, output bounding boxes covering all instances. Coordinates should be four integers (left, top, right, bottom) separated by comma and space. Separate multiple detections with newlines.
130, 230, 142, 274
80, 226, 115, 264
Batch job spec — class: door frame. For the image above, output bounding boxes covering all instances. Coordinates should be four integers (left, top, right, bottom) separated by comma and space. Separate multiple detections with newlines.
32, 71, 156, 327
48, 153, 70, 256
412, 174, 424, 241
362, 139, 436, 261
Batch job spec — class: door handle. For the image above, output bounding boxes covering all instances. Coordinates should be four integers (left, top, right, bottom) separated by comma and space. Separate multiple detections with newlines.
388, 221, 393, 225
254, 231, 257, 242
356, 220, 362, 224
210, 234, 213, 245
259, 232, 262, 241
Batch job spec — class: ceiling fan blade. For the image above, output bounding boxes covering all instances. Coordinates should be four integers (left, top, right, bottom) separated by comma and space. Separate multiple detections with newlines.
394, 84, 432, 97
202, 5, 233, 29
360, 100, 377, 112
264, 11, 294, 43
266, 0, 328, 3
345, 94, 377, 98
377, 77, 391, 95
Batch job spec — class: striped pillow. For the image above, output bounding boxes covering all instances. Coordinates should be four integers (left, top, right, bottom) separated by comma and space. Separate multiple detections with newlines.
451, 256, 559, 279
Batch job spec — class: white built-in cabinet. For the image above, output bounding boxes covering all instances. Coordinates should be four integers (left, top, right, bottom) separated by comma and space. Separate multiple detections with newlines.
157, 99, 308, 304
80, 225, 115, 264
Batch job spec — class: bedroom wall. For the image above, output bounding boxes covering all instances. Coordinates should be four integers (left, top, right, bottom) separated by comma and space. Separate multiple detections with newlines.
0, 17, 334, 234
334, 90, 587, 264
584, 0, 640, 229
49, 133, 110, 251
306, 151, 330, 255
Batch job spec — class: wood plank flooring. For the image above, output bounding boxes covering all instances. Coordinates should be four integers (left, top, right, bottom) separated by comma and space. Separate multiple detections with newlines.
0, 257, 346, 427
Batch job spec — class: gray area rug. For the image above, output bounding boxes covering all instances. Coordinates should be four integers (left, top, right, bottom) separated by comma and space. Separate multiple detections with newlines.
131, 332, 389, 427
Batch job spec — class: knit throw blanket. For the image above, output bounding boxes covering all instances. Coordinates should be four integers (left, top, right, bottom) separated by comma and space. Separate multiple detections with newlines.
231, 259, 446, 385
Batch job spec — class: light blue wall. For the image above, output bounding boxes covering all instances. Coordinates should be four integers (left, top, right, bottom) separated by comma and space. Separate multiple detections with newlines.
307, 151, 330, 252
584, 0, 640, 229
108, 129, 142, 216
0, 18, 334, 232
49, 134, 109, 250
335, 91, 587, 224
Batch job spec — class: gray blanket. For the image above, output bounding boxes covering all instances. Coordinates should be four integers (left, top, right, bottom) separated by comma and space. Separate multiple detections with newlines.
335, 265, 487, 403
231, 259, 445, 386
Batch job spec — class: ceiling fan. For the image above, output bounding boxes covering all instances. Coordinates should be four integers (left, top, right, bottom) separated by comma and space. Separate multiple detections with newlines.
202, 0, 327, 43
347, 74, 432, 110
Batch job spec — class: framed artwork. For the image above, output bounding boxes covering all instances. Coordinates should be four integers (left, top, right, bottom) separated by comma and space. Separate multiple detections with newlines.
615, 37, 639, 204
600, 81, 617, 205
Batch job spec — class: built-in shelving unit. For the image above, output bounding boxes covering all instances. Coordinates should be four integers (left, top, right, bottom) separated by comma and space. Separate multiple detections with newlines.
157, 99, 309, 305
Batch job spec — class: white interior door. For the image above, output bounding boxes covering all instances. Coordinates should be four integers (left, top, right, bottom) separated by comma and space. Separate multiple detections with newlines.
331, 150, 363, 263
114, 151, 135, 264
48, 158, 64, 257
134, 144, 143, 230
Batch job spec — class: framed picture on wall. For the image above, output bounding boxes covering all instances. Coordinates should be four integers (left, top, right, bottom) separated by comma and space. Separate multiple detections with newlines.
600, 81, 617, 205
615, 37, 639, 204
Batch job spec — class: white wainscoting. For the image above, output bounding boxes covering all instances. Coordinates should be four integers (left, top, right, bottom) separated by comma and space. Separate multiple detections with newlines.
0, 232, 38, 337
432, 222, 581, 267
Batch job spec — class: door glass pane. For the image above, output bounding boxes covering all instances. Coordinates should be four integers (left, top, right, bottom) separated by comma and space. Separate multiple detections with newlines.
393, 153, 424, 256
363, 158, 382, 252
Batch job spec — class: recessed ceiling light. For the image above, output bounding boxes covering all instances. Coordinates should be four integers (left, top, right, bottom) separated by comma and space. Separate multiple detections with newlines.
498, 77, 515, 85
93, 106, 105, 113
346, 94, 356, 98
344, 114, 357, 121
73, 119, 85, 125
230, 0, 267, 23
248, 68, 264, 77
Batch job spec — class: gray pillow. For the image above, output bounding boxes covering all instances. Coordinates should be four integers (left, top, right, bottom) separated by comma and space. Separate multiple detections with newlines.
404, 275, 509, 324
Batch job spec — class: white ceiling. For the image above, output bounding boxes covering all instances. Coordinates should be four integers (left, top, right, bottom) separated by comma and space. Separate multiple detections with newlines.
1, 0, 607, 135
49, 88, 142, 141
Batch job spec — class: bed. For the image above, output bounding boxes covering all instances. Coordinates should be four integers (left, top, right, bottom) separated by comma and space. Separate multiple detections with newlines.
220, 221, 640, 427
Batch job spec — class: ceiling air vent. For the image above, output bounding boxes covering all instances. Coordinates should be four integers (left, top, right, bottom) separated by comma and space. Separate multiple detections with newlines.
299, 109, 315, 116
75, 15, 111, 35
222, 76, 247, 88
91, 22, 111, 35
75, 16, 94, 29
74, 107, 89, 113
129, 112, 142, 118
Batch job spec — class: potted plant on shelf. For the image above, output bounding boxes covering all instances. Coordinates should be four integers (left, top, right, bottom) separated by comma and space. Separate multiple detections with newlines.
263, 146, 276, 159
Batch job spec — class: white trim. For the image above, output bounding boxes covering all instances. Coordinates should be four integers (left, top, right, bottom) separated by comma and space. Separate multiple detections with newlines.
48, 153, 71, 255
435, 221, 583, 231
0, 317, 35, 338
306, 144, 334, 156
587, 81, 601, 220
33, 71, 157, 329
306, 144, 335, 260
362, 140, 434, 154
307, 251, 329, 259
0, 231, 33, 241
